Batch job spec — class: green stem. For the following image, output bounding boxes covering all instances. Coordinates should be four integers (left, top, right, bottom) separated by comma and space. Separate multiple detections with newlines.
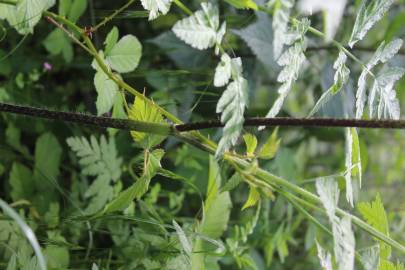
93, 0, 136, 31
0, 0, 17, 5
173, 0, 193, 15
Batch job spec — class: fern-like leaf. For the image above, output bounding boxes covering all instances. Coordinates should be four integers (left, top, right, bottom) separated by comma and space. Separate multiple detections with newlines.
270, 0, 295, 59
355, 39, 404, 119
264, 19, 309, 119
172, 2, 225, 53
349, 0, 395, 47
141, 0, 172, 20
67, 135, 122, 213
215, 57, 248, 157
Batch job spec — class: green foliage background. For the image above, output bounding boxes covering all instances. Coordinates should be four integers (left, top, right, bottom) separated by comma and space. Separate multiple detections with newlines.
0, 0, 404, 269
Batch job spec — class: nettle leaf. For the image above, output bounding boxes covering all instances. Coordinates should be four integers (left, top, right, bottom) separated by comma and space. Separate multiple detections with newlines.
104, 149, 164, 213
215, 58, 248, 156
224, 0, 258, 10
355, 39, 404, 119
129, 97, 167, 149
357, 194, 391, 261
94, 69, 119, 116
172, 2, 226, 53
106, 35, 142, 73
349, 0, 395, 47
67, 135, 122, 214
0, 0, 55, 34
141, 0, 172, 20
345, 128, 361, 207
271, 0, 294, 59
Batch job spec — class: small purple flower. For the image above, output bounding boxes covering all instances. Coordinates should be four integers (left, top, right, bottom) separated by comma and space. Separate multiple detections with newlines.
43, 62, 52, 72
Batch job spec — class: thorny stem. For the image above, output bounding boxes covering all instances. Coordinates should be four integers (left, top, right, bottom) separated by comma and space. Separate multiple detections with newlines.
92, 0, 136, 31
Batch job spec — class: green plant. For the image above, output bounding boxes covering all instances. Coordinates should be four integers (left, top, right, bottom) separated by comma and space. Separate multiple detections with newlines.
0, 0, 404, 269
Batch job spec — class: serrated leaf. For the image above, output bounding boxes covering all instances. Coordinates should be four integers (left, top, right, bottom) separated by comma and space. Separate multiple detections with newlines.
216, 73, 248, 157
173, 220, 192, 257
360, 246, 380, 270
129, 97, 167, 149
355, 39, 403, 119
67, 135, 122, 213
233, 13, 278, 71
242, 186, 260, 210
243, 133, 257, 157
141, 0, 172, 20
349, 0, 395, 47
332, 50, 350, 94
358, 194, 391, 260
224, 0, 258, 10
272, 0, 294, 59
258, 128, 280, 159
316, 178, 355, 270
106, 35, 142, 73
214, 53, 232, 87
172, 2, 225, 52
94, 70, 119, 116
265, 41, 306, 118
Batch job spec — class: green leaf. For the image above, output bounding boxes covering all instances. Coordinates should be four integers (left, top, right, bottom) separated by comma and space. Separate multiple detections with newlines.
258, 128, 280, 159
67, 0, 87, 22
129, 96, 167, 149
0, 0, 55, 34
173, 220, 192, 257
242, 186, 260, 210
103, 149, 164, 213
224, 0, 258, 10
94, 70, 119, 115
43, 29, 74, 62
271, 0, 294, 59
221, 172, 243, 192
104, 26, 119, 55
34, 132, 62, 189
243, 133, 257, 157
106, 35, 142, 73
358, 194, 391, 260
67, 135, 122, 213
214, 53, 232, 87
349, 0, 395, 47
9, 163, 34, 201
